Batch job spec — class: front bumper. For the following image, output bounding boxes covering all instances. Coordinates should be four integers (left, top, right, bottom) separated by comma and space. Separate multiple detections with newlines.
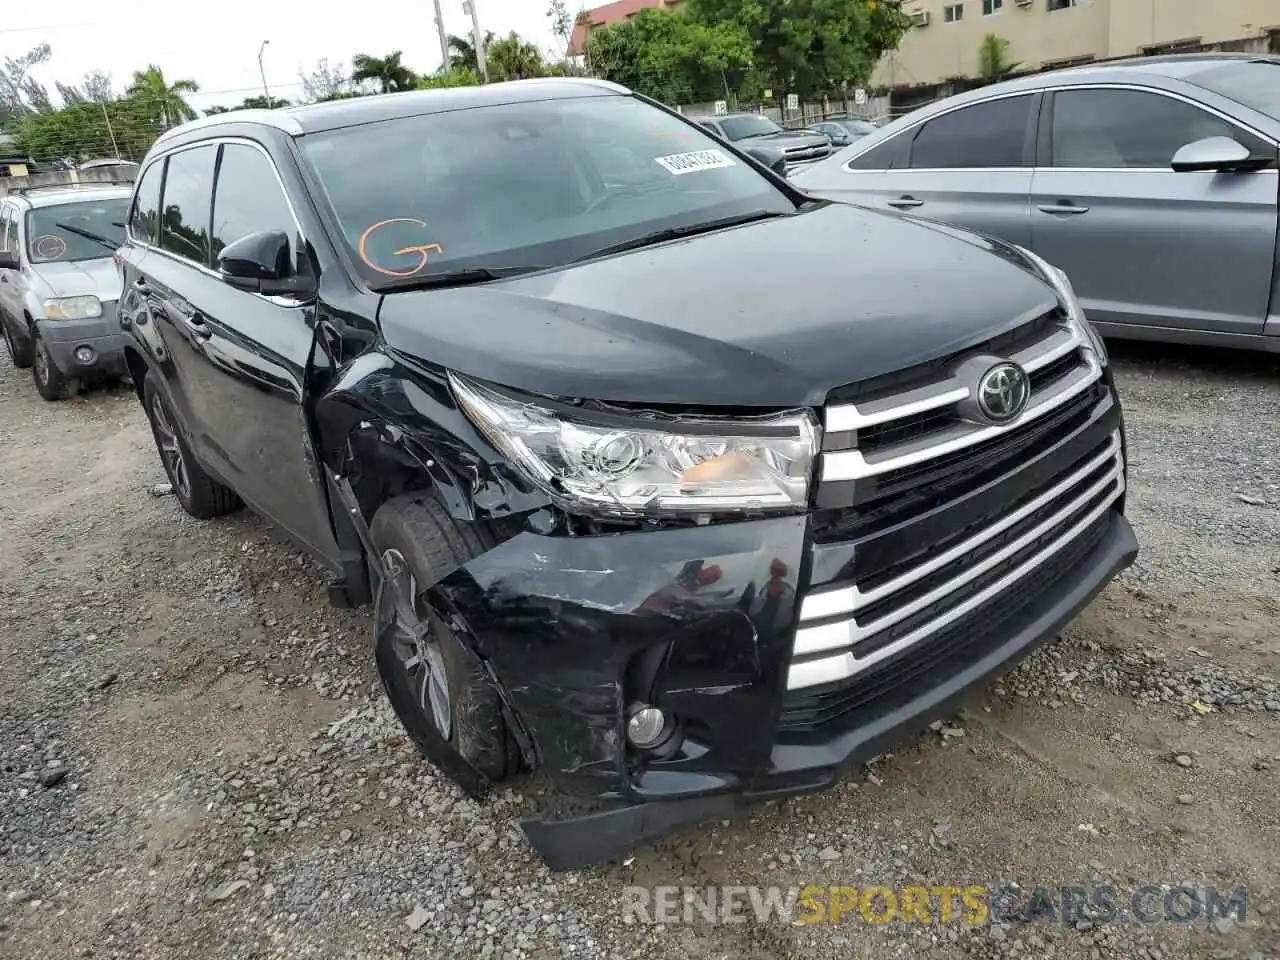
434, 496, 1136, 869
36, 306, 126, 377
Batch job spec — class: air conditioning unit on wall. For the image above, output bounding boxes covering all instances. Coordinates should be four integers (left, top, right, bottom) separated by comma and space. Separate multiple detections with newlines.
1015, 0, 1033, 7
911, 9, 931, 26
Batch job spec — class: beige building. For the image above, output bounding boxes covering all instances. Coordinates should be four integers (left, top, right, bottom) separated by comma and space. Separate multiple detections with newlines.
874, 0, 1280, 89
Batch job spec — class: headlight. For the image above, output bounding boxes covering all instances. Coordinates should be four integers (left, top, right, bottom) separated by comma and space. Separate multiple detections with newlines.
1016, 248, 1107, 364
450, 374, 819, 519
43, 295, 103, 320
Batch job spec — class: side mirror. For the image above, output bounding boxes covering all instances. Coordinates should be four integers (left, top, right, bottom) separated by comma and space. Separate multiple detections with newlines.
1171, 136, 1254, 173
0, 250, 19, 270
217, 229, 314, 296
743, 144, 788, 179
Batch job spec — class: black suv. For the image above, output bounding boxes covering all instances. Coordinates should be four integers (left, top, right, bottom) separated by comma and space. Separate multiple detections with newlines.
117, 78, 1136, 869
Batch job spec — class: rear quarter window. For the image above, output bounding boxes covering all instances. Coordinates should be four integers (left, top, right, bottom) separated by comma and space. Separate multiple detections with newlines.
129, 161, 164, 244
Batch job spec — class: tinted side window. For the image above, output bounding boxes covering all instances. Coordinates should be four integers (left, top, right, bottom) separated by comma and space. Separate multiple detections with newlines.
1051, 89, 1238, 168
910, 95, 1033, 168
211, 144, 297, 264
129, 161, 164, 244
160, 145, 217, 265
846, 133, 911, 170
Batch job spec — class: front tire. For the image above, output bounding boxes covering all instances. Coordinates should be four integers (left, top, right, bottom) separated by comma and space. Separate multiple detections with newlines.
32, 332, 78, 401
141, 373, 240, 519
370, 495, 518, 796
2, 320, 32, 369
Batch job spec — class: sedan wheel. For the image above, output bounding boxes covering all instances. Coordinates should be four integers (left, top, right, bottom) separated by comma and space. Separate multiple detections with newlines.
381, 547, 452, 739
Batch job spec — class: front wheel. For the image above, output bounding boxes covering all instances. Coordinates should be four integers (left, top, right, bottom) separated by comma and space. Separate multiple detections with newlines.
370, 495, 518, 796
141, 373, 240, 519
32, 332, 78, 401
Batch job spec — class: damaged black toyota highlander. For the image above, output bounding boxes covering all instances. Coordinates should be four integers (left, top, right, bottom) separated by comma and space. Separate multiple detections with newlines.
117, 78, 1137, 869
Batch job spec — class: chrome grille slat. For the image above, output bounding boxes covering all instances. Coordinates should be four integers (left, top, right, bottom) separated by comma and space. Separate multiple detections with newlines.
787, 470, 1124, 691
794, 439, 1122, 656
789, 311, 1120, 700
821, 350, 1102, 482
799, 432, 1122, 626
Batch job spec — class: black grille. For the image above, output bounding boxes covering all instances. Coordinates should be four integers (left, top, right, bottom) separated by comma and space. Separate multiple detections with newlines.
779, 511, 1112, 732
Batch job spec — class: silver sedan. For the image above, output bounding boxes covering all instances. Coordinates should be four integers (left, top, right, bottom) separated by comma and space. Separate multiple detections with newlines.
793, 54, 1280, 353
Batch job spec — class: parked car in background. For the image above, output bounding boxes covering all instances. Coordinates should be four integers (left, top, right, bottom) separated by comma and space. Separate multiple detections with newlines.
810, 117, 879, 147
79, 158, 140, 172
692, 112, 833, 166
117, 78, 1134, 869
794, 54, 1280, 353
0, 183, 131, 399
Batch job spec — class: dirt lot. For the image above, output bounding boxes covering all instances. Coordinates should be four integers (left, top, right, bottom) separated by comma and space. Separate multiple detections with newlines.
1, 342, 1278, 960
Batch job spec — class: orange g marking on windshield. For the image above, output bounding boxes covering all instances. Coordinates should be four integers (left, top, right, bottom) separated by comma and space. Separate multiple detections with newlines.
357, 218, 444, 278
33, 234, 68, 260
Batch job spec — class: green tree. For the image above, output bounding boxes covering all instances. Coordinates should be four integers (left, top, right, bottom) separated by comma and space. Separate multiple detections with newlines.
126, 65, 199, 128
585, 8, 752, 105
448, 33, 495, 73
203, 94, 291, 116
547, 0, 573, 57
351, 51, 418, 93
13, 97, 161, 163
978, 34, 1021, 82
686, 0, 910, 102
418, 66, 481, 89
486, 32, 545, 81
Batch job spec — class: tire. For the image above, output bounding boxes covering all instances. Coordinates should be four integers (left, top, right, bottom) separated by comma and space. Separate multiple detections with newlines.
2, 320, 31, 369
141, 372, 240, 519
370, 495, 518, 796
31, 331, 78, 401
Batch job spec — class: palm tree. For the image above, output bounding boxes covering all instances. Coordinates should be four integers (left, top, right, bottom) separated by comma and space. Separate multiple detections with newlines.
126, 65, 199, 129
351, 51, 418, 94
448, 32, 495, 73
486, 33, 545, 82
978, 34, 1021, 83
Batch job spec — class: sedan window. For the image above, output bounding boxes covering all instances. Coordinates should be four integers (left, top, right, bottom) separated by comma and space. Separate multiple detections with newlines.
910, 94, 1033, 168
1186, 60, 1280, 123
1051, 89, 1240, 168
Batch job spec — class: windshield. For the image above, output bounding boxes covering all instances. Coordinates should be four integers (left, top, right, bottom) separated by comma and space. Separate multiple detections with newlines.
718, 115, 784, 141
301, 95, 793, 289
26, 198, 128, 263
1188, 61, 1280, 122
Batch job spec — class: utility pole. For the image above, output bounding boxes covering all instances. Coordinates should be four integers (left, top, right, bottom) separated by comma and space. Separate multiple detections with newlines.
432, 0, 451, 74
462, 0, 489, 83
258, 40, 272, 104
100, 101, 121, 160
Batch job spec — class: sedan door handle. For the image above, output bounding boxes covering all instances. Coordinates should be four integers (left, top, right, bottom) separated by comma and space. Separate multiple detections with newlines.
887, 195, 924, 209
1038, 202, 1090, 215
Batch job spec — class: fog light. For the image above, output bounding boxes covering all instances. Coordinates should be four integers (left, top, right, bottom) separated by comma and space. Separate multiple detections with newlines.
74, 345, 95, 364
626, 705, 667, 749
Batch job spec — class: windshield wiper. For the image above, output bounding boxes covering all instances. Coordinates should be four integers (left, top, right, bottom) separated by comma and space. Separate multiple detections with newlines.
372, 264, 546, 292
54, 222, 119, 252
570, 210, 791, 264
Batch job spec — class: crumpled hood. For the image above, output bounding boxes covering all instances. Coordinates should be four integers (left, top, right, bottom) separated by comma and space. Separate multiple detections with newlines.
377, 202, 1058, 408
28, 257, 121, 302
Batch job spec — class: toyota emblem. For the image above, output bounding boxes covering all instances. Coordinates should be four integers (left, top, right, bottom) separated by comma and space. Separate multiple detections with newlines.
976, 362, 1029, 424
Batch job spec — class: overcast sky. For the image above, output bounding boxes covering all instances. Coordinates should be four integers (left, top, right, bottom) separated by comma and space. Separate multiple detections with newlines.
6, 0, 564, 111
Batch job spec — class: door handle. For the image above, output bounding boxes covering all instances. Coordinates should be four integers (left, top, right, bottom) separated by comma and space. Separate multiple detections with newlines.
1038, 202, 1090, 215
887, 195, 924, 209
1, 276, 8, 283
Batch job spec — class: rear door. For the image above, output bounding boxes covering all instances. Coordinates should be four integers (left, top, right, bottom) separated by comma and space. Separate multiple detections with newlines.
0, 204, 20, 330
1030, 86, 1279, 335
808, 93, 1039, 247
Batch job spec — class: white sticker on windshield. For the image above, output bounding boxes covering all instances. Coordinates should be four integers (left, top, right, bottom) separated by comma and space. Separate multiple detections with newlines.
654, 149, 736, 176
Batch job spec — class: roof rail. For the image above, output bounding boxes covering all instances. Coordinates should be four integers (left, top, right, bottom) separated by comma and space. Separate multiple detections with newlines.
6, 178, 136, 197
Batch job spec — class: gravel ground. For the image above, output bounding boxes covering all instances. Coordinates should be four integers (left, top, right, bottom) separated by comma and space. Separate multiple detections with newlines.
1, 341, 1278, 959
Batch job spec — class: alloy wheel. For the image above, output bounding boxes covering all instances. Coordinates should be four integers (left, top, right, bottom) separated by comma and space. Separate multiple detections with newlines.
150, 394, 192, 502
33, 339, 49, 387
381, 547, 452, 739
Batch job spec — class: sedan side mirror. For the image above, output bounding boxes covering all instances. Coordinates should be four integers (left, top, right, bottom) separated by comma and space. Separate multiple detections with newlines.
1171, 136, 1254, 173
0, 250, 19, 270
218, 229, 315, 297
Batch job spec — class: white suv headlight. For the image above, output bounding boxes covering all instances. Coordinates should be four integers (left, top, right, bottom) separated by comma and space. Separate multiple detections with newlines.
43, 295, 103, 320
450, 373, 819, 519
1016, 248, 1107, 364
